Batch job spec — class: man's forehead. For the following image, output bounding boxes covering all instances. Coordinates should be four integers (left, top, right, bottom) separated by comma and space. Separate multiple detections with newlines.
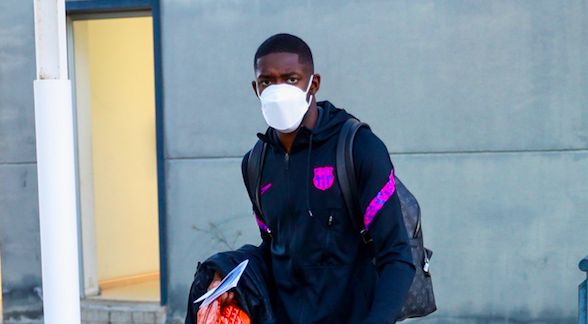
255, 52, 308, 76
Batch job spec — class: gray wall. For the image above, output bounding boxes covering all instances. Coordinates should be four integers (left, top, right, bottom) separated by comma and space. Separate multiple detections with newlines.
161, 0, 588, 323
0, 0, 586, 323
0, 0, 44, 322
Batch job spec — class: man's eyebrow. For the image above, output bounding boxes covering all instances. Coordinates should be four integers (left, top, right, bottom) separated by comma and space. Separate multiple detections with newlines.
280, 72, 301, 78
256, 72, 301, 79
256, 73, 274, 79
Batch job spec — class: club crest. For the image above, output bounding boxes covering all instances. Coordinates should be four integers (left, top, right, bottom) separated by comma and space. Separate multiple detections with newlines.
313, 166, 335, 191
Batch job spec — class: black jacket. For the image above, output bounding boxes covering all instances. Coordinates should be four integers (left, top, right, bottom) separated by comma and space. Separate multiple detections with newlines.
185, 244, 276, 324
241, 101, 416, 323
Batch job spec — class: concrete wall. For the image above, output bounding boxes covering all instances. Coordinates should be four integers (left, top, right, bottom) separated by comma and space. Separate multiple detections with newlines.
161, 0, 588, 323
0, 0, 44, 321
1, 0, 586, 323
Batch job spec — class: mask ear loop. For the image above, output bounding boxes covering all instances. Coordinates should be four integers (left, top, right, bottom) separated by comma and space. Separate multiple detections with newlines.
255, 81, 261, 97
305, 74, 315, 105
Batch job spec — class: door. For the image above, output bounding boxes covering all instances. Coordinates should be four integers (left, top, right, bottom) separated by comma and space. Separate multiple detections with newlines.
70, 15, 161, 302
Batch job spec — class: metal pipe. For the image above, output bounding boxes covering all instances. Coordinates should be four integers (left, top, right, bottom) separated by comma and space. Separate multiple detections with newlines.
33, 0, 81, 323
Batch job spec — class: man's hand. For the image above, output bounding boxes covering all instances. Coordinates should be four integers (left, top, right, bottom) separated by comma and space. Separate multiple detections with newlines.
197, 299, 220, 323
208, 271, 236, 305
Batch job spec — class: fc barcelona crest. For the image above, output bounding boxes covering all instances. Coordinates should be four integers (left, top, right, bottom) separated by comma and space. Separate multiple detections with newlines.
313, 166, 335, 191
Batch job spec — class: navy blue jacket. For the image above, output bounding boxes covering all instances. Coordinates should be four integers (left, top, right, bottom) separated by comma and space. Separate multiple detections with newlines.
241, 101, 416, 323
185, 244, 275, 324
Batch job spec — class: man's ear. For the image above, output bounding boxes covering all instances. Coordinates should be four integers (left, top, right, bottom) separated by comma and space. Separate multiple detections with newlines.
251, 81, 259, 98
310, 74, 321, 95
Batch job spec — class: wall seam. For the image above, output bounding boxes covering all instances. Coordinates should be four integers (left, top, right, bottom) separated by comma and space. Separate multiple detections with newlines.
165, 147, 588, 161
0, 161, 37, 165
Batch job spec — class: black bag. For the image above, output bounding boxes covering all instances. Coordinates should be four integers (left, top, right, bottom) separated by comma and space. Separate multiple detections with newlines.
336, 118, 437, 321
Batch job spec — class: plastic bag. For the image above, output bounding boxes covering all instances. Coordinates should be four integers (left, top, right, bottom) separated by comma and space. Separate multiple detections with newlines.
197, 299, 251, 324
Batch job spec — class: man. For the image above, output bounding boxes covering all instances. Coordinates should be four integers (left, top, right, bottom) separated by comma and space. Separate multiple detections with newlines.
192, 33, 415, 323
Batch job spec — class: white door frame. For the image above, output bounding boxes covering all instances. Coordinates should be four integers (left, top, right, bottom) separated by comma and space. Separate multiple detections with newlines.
66, 15, 99, 298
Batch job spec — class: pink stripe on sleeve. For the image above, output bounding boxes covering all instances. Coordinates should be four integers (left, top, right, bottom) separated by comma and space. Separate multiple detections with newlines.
363, 169, 396, 230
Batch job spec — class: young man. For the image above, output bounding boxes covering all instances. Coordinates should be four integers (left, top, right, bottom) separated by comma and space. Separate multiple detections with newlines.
196, 33, 415, 323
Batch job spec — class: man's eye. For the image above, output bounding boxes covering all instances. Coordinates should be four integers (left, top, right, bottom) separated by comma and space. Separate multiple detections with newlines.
260, 80, 271, 86
286, 77, 298, 84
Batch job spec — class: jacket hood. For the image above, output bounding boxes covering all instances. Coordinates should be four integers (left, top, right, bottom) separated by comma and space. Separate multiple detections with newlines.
257, 100, 355, 150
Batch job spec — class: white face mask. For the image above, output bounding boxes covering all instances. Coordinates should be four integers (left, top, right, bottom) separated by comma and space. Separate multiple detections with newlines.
257, 75, 314, 133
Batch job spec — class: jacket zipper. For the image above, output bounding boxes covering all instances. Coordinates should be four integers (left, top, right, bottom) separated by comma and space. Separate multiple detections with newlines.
284, 152, 289, 170
324, 213, 334, 264
285, 152, 292, 212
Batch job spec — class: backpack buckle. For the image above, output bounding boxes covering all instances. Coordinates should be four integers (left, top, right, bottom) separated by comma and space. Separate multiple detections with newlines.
360, 229, 373, 244
261, 228, 272, 241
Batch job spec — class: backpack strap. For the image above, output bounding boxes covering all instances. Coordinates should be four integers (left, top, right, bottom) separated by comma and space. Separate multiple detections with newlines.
246, 140, 272, 240
336, 118, 373, 244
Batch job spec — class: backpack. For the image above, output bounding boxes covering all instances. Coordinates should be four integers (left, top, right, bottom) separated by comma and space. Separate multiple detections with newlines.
245, 118, 436, 321
337, 118, 436, 321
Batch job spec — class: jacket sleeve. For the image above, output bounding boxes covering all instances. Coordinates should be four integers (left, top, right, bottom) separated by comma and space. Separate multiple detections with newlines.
353, 128, 416, 324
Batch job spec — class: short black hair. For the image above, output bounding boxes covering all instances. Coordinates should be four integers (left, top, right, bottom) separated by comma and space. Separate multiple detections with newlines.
254, 33, 314, 71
